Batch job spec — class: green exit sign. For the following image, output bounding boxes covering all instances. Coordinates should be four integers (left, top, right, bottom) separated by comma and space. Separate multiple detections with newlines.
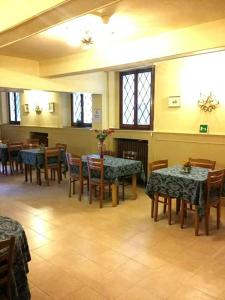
199, 124, 208, 133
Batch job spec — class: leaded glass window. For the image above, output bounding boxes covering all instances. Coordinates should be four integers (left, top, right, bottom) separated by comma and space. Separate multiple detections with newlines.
8, 92, 21, 124
71, 93, 92, 127
120, 68, 154, 130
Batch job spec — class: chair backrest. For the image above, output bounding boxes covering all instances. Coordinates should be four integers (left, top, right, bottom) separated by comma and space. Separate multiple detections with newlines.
27, 138, 39, 146
87, 156, 104, 182
55, 143, 67, 151
44, 147, 60, 167
7, 143, 23, 160
0, 236, 15, 287
206, 169, 225, 204
103, 150, 116, 157
123, 151, 137, 160
66, 153, 82, 176
189, 158, 216, 170
149, 159, 168, 174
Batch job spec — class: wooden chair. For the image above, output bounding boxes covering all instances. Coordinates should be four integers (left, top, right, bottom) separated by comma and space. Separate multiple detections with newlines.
27, 138, 39, 146
180, 169, 224, 236
39, 147, 61, 186
0, 236, 16, 300
189, 158, 216, 170
119, 151, 137, 200
66, 153, 83, 200
56, 143, 67, 178
103, 150, 116, 157
204, 169, 224, 235
55, 143, 67, 151
87, 156, 110, 208
149, 159, 176, 225
7, 143, 23, 175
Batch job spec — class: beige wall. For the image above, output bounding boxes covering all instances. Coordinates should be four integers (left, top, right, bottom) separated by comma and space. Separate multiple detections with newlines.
0, 55, 106, 93
21, 90, 71, 128
155, 51, 225, 134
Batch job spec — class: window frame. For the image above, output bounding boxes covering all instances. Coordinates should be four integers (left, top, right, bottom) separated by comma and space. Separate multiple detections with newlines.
7, 92, 21, 125
71, 93, 92, 128
119, 67, 155, 130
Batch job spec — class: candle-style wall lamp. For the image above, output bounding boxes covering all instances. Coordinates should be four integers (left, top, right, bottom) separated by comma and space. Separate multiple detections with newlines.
198, 92, 219, 112
35, 105, 42, 114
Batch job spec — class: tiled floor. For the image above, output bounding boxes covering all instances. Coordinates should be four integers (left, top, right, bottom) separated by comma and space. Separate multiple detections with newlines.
1, 173, 225, 299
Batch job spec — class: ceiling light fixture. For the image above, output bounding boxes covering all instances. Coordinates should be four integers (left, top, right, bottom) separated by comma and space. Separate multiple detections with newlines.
81, 30, 94, 49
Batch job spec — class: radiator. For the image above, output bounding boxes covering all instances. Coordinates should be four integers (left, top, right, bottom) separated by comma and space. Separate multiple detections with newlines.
116, 138, 148, 182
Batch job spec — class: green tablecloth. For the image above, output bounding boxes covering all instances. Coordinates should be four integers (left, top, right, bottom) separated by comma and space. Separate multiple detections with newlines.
146, 165, 225, 215
0, 216, 31, 300
20, 148, 66, 169
70, 154, 145, 183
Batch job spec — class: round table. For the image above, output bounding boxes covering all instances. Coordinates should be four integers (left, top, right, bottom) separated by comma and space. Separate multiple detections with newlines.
0, 216, 31, 300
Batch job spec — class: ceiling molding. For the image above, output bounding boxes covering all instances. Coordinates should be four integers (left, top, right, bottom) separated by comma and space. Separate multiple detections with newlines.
0, 0, 120, 48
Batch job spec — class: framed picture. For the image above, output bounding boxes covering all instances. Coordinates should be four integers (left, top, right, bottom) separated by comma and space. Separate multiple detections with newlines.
48, 102, 55, 113
24, 104, 29, 113
168, 96, 181, 107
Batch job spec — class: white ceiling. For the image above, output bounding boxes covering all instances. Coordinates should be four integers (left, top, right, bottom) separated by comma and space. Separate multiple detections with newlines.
1, 0, 225, 61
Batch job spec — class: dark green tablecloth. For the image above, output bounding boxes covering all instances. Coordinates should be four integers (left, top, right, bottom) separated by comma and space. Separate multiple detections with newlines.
20, 149, 66, 169
146, 165, 209, 211
0, 216, 31, 300
70, 154, 145, 183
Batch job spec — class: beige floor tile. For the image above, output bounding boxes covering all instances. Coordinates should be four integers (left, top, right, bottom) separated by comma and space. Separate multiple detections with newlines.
38, 274, 84, 300
62, 286, 106, 300
30, 287, 53, 300
116, 285, 162, 300
168, 284, 217, 300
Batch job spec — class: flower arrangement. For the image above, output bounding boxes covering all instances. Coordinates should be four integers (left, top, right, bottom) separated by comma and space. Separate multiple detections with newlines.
182, 161, 192, 173
95, 129, 114, 142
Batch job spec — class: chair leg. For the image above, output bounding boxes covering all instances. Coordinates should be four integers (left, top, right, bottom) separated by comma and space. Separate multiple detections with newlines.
99, 184, 104, 208
68, 179, 72, 197
154, 194, 159, 222
168, 197, 172, 225
176, 199, 180, 215
72, 180, 75, 194
195, 208, 200, 236
217, 202, 221, 229
150, 197, 155, 218
89, 185, 92, 204
180, 200, 185, 228
205, 205, 210, 236
45, 168, 49, 186
163, 198, 167, 214
78, 179, 82, 201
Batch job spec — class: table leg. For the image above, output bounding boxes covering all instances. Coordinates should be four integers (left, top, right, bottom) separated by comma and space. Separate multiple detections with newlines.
131, 174, 137, 199
111, 183, 118, 207
24, 164, 28, 182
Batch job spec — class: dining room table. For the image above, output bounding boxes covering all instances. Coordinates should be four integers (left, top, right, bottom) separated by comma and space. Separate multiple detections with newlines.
20, 148, 66, 184
0, 215, 31, 299
80, 154, 145, 206
146, 164, 225, 215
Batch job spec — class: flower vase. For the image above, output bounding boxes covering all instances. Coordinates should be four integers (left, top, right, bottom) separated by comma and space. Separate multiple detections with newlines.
98, 140, 105, 159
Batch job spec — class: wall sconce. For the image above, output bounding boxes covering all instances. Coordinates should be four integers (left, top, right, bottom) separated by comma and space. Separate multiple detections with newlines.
24, 104, 29, 113
198, 92, 219, 112
35, 105, 42, 114
48, 102, 55, 113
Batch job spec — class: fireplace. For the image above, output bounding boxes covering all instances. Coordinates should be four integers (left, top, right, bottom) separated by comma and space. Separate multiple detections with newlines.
30, 132, 48, 146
